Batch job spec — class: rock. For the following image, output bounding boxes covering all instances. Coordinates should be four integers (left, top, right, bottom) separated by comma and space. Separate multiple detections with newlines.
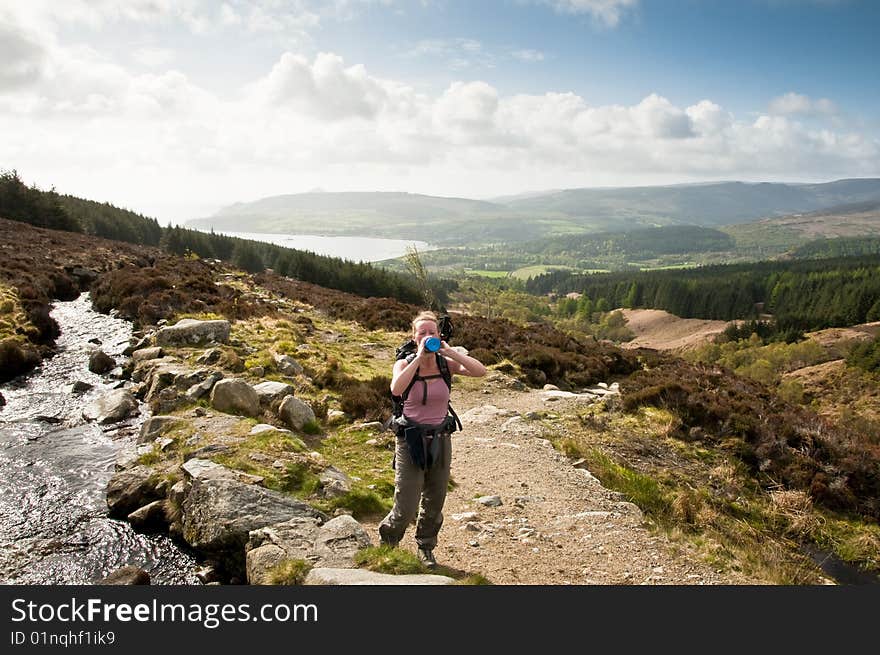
69, 380, 93, 394
274, 354, 304, 377
253, 381, 297, 409
451, 512, 479, 522
82, 389, 138, 424
123, 335, 152, 356
88, 350, 115, 374
131, 347, 164, 362
245, 516, 323, 585
543, 384, 560, 391
181, 476, 327, 574
210, 378, 260, 417
0, 391, 4, 407
475, 495, 503, 507
127, 500, 170, 531
327, 410, 347, 425
181, 458, 262, 485
313, 515, 372, 568
98, 566, 150, 585
186, 372, 223, 401
196, 348, 223, 365
156, 319, 231, 347
318, 466, 352, 499
304, 568, 455, 585
106, 466, 161, 518
278, 395, 315, 431
250, 423, 291, 435
137, 415, 185, 445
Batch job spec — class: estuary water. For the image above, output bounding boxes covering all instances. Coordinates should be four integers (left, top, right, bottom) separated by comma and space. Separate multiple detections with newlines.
212, 231, 436, 263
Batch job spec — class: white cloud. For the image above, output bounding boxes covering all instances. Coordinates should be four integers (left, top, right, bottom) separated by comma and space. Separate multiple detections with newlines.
540, 0, 639, 27
769, 92, 838, 116
131, 46, 176, 68
511, 49, 545, 62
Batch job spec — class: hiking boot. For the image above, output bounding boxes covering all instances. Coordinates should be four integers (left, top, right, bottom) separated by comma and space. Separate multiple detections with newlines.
418, 547, 437, 568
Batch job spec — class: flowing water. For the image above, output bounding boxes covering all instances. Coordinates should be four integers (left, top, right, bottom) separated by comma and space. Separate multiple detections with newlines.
0, 293, 200, 585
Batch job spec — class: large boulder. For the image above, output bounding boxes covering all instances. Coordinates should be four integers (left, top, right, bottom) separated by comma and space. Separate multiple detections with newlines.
181, 475, 327, 574
278, 395, 315, 431
82, 389, 138, 424
156, 319, 230, 347
210, 379, 260, 417
106, 466, 161, 518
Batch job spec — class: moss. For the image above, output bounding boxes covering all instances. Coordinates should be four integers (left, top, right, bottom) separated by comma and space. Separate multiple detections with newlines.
267, 559, 313, 585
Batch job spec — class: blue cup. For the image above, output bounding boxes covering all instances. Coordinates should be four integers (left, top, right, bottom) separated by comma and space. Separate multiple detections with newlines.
424, 337, 441, 352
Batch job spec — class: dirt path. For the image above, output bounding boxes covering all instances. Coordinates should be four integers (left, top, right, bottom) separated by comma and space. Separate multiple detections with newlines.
363, 377, 761, 585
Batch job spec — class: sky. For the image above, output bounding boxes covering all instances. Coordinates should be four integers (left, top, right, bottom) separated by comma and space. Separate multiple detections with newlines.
1, 0, 878, 225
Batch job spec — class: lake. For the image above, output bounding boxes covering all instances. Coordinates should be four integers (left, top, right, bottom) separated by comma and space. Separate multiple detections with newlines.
212, 230, 437, 263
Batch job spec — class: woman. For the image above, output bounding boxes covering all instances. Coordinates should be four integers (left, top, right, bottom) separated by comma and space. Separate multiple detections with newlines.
378, 311, 487, 567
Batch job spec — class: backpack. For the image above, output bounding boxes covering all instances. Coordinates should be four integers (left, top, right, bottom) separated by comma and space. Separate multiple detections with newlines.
384, 315, 462, 434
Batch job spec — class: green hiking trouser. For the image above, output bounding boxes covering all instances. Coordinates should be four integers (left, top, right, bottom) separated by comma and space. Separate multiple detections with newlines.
378, 432, 452, 550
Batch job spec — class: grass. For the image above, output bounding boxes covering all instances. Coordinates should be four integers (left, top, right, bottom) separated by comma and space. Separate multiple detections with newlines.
354, 545, 492, 584
551, 405, 849, 584
267, 559, 313, 585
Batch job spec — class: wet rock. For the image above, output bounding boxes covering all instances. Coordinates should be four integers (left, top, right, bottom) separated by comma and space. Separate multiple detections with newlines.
82, 389, 138, 424
98, 566, 150, 585
69, 380, 93, 394
210, 378, 260, 417
106, 466, 161, 518
88, 349, 115, 374
128, 500, 170, 532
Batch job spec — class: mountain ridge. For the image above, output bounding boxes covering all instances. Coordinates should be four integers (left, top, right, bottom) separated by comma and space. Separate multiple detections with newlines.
188, 178, 880, 246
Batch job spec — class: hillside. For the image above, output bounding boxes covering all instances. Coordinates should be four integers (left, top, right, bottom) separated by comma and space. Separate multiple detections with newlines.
187, 191, 530, 245
618, 309, 732, 352
3, 219, 879, 584
187, 178, 880, 251
500, 179, 880, 227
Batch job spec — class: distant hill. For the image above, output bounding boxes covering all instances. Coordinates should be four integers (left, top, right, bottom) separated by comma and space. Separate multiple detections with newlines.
500, 179, 880, 227
187, 192, 526, 245
188, 179, 880, 248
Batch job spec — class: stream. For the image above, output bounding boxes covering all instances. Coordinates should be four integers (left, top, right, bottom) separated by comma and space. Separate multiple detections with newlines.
0, 293, 200, 585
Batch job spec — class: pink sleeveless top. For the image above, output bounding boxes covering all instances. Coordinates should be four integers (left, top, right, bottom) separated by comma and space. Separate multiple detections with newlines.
403, 374, 450, 425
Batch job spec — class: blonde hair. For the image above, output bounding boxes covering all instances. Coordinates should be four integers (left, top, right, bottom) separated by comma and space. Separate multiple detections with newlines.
411, 311, 438, 335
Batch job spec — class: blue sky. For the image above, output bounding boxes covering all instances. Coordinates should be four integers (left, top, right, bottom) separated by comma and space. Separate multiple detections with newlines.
1, 0, 878, 224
